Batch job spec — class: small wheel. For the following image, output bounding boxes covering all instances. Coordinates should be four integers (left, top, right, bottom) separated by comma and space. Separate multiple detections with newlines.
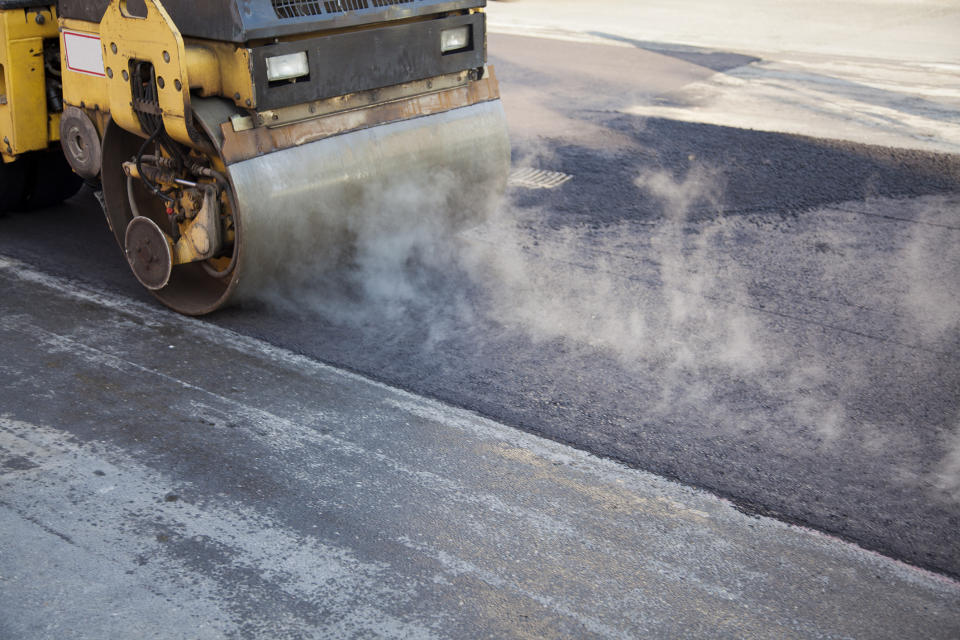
101, 118, 239, 315
125, 216, 173, 290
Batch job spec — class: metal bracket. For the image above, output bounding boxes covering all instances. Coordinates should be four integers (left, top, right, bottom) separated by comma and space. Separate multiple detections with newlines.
99, 0, 193, 146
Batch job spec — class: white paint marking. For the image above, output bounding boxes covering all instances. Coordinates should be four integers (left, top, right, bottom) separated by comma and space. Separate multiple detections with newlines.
62, 30, 105, 78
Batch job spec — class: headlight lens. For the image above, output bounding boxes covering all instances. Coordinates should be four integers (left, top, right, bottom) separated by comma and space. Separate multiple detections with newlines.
440, 26, 471, 53
265, 52, 309, 82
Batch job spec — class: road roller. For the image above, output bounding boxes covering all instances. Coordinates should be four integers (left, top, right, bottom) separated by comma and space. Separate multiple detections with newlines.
0, 0, 509, 314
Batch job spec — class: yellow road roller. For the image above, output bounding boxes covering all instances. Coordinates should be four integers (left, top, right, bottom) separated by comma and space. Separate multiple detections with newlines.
0, 0, 509, 314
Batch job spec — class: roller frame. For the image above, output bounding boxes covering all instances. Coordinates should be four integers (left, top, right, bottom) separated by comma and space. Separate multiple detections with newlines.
100, 88, 508, 315
57, 0, 510, 315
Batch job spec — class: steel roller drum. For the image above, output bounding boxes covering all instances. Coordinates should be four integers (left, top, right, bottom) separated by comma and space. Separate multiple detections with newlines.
103, 98, 510, 315
225, 100, 510, 302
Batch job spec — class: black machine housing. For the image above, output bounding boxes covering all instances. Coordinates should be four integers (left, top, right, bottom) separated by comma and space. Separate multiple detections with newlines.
58, 0, 488, 110
251, 10, 485, 109
58, 0, 485, 42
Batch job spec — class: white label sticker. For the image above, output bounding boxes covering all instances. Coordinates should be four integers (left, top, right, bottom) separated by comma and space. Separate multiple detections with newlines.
63, 30, 105, 77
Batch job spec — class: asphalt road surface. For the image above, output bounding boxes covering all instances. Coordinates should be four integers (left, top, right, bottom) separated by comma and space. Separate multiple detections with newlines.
2, 29, 960, 639
4, 255, 960, 638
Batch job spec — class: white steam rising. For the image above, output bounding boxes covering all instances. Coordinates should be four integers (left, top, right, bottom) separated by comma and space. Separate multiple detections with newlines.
936, 419, 960, 501
256, 162, 960, 500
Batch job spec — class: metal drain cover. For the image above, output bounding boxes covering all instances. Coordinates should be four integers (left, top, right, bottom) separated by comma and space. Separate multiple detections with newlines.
508, 168, 573, 190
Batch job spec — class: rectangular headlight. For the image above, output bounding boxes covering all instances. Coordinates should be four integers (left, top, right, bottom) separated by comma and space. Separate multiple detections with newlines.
265, 51, 309, 82
440, 26, 471, 54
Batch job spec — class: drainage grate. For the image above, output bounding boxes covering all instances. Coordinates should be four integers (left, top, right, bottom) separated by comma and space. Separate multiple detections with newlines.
324, 0, 368, 11
272, 0, 417, 18
508, 168, 573, 190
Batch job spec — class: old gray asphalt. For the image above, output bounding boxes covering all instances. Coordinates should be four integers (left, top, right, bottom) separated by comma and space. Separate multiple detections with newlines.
1, 257, 958, 638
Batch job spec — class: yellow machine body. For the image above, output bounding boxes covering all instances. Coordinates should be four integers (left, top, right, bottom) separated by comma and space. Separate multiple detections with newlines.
0, 3, 58, 161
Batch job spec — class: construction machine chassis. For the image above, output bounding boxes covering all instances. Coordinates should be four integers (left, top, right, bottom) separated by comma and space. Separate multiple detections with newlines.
0, 0, 509, 314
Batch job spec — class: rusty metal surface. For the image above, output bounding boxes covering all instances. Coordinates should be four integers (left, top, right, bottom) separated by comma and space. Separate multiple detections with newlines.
219, 72, 502, 164
253, 69, 474, 129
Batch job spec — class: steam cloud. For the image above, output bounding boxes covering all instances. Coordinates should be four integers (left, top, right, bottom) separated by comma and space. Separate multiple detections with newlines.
255, 156, 960, 502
